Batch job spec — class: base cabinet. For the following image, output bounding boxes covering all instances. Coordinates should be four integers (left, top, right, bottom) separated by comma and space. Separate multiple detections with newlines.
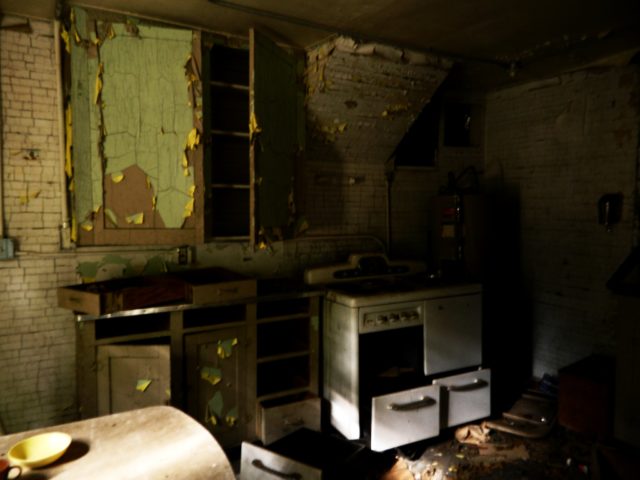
186, 327, 246, 447
77, 292, 321, 450
77, 302, 254, 449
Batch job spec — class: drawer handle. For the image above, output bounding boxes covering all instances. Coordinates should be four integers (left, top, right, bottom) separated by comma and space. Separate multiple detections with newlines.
251, 459, 302, 479
284, 417, 305, 427
387, 396, 436, 411
447, 378, 489, 392
217, 287, 239, 295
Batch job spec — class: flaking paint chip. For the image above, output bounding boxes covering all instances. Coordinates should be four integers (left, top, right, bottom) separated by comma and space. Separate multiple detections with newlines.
136, 379, 152, 392
125, 212, 144, 225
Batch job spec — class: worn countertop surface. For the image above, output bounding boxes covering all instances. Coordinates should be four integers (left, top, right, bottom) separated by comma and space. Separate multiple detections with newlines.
0, 406, 234, 480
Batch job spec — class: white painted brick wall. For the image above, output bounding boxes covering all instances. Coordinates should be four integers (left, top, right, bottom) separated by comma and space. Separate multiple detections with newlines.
0, 20, 79, 433
485, 67, 640, 378
302, 40, 453, 257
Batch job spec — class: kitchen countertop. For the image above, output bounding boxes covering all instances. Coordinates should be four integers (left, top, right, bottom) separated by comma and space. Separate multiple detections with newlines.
0, 406, 235, 480
75, 277, 325, 322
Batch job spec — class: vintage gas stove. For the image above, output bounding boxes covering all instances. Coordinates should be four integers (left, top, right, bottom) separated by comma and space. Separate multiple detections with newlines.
304, 253, 490, 452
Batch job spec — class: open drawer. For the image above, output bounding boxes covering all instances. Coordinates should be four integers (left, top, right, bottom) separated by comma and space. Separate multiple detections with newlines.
371, 384, 441, 452
241, 442, 321, 480
433, 368, 491, 428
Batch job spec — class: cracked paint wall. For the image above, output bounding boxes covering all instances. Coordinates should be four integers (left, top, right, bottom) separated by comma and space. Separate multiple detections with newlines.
71, 9, 195, 235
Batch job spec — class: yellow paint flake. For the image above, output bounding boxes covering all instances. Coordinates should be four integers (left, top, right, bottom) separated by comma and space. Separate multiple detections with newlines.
217, 338, 238, 359
105, 208, 118, 226
200, 366, 222, 386
188, 185, 196, 197
183, 198, 194, 218
71, 216, 77, 242
68, 178, 75, 192
181, 152, 189, 168
125, 212, 144, 225
94, 63, 104, 104
70, 9, 83, 45
152, 195, 157, 210
80, 221, 94, 232
183, 167, 190, 177
60, 27, 70, 53
136, 379, 152, 392
111, 172, 124, 183
186, 128, 200, 150
382, 103, 410, 117
65, 104, 73, 178
249, 112, 262, 140
19, 189, 41, 205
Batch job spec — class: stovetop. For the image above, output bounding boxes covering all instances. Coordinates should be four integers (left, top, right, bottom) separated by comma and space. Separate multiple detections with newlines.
305, 253, 482, 307
325, 278, 481, 307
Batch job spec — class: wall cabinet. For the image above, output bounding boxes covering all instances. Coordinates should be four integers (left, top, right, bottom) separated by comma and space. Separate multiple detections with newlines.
68, 8, 303, 247
202, 30, 304, 245
76, 292, 320, 449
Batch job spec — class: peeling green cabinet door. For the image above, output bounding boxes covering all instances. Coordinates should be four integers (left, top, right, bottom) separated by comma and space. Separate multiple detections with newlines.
250, 29, 301, 231
185, 327, 245, 447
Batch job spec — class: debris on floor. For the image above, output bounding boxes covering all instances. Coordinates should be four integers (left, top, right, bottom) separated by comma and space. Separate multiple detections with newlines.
382, 422, 599, 480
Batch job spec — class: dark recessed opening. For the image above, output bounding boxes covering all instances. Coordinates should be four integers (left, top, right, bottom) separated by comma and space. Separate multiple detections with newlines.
393, 90, 442, 168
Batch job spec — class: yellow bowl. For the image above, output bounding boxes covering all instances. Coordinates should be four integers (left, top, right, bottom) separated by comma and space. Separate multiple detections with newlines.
8, 431, 72, 468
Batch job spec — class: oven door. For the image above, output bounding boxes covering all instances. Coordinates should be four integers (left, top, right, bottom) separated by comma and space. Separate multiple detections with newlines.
371, 384, 440, 452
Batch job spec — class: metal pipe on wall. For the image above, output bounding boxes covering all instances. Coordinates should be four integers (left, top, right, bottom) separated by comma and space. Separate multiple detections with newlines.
54, 20, 72, 249
0, 24, 4, 240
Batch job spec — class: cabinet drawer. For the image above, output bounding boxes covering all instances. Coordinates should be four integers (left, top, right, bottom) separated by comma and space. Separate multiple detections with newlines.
259, 394, 321, 445
371, 384, 440, 452
433, 368, 491, 428
241, 442, 321, 480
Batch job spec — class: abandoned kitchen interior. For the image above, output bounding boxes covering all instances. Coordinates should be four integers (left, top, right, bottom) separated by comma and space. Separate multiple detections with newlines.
1, 0, 640, 478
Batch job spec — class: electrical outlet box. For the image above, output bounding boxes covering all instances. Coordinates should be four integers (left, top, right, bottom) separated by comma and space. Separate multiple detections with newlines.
0, 238, 15, 260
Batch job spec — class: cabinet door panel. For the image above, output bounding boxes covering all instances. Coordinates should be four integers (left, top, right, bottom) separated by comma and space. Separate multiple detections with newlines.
97, 345, 170, 415
185, 327, 245, 447
250, 29, 300, 230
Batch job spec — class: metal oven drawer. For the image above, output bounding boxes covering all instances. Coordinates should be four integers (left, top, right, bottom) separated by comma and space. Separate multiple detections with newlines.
433, 368, 491, 428
241, 442, 321, 480
371, 384, 441, 452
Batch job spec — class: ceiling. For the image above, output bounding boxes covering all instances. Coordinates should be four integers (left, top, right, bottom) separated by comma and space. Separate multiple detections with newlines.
2, 0, 640, 89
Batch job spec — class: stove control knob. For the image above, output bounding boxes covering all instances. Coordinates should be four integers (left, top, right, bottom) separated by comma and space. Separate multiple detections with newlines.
389, 314, 400, 323
375, 315, 388, 325
408, 312, 420, 321
399, 312, 408, 322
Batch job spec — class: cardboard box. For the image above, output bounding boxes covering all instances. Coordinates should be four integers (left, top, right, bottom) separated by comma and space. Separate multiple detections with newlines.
559, 354, 615, 439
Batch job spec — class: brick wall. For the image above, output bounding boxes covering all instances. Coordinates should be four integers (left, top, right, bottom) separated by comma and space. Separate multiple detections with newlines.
0, 21, 410, 433
301, 38, 453, 258
0, 20, 80, 433
485, 67, 640, 379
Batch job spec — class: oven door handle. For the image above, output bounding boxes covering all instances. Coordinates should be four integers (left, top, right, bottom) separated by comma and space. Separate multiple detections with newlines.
251, 459, 302, 480
387, 396, 436, 411
447, 378, 489, 392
